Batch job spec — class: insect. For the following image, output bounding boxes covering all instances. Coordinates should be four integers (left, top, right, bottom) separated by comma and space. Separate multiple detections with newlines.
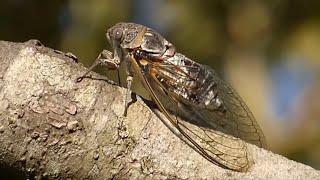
77, 22, 267, 172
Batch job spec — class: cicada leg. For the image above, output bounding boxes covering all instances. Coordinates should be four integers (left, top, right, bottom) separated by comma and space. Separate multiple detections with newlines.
76, 50, 119, 82
77, 49, 136, 117
123, 55, 137, 116
123, 75, 133, 116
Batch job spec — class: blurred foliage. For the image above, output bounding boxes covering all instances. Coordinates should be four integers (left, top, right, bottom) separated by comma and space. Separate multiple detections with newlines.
1, 0, 320, 169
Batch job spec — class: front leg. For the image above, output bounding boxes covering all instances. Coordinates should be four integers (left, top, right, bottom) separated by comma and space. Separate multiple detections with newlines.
76, 50, 118, 82
123, 54, 137, 116
123, 75, 133, 116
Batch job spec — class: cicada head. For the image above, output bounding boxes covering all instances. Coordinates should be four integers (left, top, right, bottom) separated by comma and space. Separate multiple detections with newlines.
106, 22, 147, 50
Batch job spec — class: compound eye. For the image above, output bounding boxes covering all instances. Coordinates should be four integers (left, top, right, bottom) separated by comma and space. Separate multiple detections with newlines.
113, 28, 123, 40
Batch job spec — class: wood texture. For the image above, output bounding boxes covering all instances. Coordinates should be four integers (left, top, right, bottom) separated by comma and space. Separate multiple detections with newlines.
0, 40, 318, 179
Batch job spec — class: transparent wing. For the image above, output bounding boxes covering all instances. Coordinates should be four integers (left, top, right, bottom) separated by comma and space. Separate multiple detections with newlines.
130, 57, 254, 171
204, 65, 267, 148
154, 60, 267, 148
147, 73, 251, 171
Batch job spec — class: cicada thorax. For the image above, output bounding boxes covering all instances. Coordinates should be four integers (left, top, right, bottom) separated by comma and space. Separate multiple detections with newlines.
140, 29, 168, 54
120, 25, 147, 49
123, 27, 175, 62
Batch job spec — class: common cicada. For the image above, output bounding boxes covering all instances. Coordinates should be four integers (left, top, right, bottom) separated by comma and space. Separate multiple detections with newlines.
77, 22, 267, 172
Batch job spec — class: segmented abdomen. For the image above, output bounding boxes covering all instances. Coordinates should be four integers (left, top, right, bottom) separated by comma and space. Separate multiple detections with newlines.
154, 53, 225, 112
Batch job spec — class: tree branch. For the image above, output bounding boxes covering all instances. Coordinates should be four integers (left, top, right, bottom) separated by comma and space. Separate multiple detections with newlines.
0, 40, 318, 179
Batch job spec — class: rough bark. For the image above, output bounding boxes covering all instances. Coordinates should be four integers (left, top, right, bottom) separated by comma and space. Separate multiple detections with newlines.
0, 40, 319, 179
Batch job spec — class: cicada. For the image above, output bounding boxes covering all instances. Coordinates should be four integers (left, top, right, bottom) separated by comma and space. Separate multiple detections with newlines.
77, 22, 267, 172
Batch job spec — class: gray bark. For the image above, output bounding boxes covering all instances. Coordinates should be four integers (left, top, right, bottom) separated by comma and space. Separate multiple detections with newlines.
0, 40, 319, 179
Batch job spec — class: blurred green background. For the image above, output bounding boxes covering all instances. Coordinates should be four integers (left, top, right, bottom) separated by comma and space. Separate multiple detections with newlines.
1, 0, 320, 170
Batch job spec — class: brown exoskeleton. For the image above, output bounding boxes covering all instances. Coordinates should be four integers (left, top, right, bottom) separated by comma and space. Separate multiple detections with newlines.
77, 23, 175, 115
77, 22, 267, 172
